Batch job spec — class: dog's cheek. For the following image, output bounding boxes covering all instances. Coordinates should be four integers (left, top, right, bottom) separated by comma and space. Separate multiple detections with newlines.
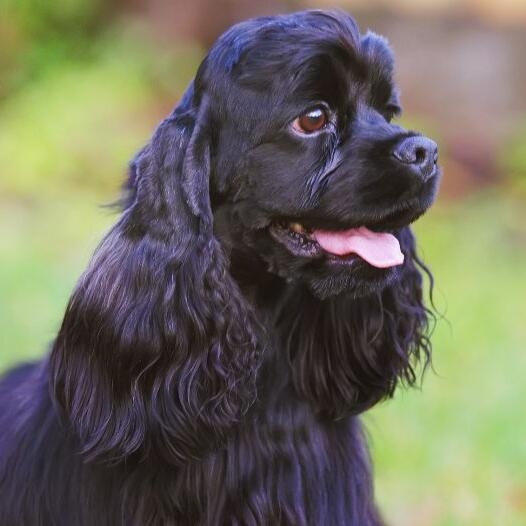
239, 144, 324, 215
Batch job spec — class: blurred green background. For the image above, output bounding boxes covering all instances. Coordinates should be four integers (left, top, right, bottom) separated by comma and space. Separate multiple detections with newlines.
1, 1, 525, 524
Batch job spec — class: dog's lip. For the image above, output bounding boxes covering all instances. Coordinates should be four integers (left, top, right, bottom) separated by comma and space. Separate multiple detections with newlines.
269, 221, 324, 259
268, 203, 429, 264
270, 203, 423, 238
360, 207, 427, 233
268, 219, 402, 266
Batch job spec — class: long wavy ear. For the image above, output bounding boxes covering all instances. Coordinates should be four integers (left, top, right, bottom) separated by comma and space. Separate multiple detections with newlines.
50, 83, 261, 465
284, 227, 433, 418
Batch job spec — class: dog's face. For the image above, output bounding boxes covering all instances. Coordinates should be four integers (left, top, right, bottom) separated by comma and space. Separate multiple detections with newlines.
50, 11, 436, 466
204, 11, 439, 298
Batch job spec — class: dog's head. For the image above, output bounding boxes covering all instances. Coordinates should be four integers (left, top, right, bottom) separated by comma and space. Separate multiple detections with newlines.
202, 10, 440, 298
50, 10, 437, 465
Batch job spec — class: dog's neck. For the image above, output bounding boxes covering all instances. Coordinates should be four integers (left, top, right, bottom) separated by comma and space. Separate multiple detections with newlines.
229, 254, 358, 416
228, 248, 419, 419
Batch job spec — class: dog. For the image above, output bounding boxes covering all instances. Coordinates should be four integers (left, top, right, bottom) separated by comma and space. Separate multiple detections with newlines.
0, 10, 439, 525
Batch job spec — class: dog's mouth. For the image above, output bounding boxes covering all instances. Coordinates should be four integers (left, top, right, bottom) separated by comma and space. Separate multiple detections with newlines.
269, 220, 404, 268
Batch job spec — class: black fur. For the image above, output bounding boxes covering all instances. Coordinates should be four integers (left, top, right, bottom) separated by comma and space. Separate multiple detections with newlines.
0, 10, 439, 525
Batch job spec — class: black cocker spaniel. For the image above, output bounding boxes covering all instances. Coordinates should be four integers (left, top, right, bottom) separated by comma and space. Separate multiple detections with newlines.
0, 10, 440, 526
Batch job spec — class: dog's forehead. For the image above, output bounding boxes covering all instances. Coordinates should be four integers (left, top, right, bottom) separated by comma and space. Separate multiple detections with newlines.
209, 11, 359, 72
204, 11, 396, 109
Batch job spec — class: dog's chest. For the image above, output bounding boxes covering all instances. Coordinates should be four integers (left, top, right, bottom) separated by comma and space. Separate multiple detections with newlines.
172, 402, 378, 526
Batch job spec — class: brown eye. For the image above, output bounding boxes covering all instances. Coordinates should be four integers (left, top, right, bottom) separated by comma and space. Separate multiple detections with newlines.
292, 107, 329, 134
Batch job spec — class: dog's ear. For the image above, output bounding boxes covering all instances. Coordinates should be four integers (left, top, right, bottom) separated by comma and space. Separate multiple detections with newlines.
50, 81, 261, 465
360, 30, 395, 75
286, 228, 432, 418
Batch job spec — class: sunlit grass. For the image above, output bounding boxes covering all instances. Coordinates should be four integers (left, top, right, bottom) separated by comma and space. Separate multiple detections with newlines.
370, 192, 526, 526
0, 196, 113, 366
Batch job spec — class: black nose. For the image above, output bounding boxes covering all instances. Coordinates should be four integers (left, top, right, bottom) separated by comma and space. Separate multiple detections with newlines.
392, 136, 438, 181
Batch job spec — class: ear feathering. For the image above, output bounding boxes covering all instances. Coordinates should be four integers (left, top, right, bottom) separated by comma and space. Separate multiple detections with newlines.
50, 82, 262, 465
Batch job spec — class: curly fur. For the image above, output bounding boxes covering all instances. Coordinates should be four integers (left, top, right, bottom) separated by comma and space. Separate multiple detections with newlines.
0, 10, 438, 525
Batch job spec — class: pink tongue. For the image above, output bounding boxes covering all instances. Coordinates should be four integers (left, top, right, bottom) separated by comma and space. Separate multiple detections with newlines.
312, 226, 404, 268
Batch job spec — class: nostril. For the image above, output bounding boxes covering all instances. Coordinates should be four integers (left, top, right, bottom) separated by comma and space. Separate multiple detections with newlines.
393, 136, 438, 161
392, 136, 438, 180
414, 147, 427, 165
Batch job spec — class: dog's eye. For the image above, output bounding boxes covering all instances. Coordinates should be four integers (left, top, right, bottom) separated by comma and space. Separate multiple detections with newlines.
292, 107, 329, 134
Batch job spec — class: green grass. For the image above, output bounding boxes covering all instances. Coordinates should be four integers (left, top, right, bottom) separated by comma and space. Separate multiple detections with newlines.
369, 192, 526, 525
0, 196, 113, 365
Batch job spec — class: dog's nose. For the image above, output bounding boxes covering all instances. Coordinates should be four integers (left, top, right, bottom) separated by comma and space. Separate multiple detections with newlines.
392, 136, 438, 181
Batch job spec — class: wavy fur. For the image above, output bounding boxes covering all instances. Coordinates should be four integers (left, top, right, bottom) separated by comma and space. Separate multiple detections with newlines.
0, 10, 438, 525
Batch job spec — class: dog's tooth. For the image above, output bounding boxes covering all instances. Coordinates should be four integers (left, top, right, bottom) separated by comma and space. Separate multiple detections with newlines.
289, 222, 305, 234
